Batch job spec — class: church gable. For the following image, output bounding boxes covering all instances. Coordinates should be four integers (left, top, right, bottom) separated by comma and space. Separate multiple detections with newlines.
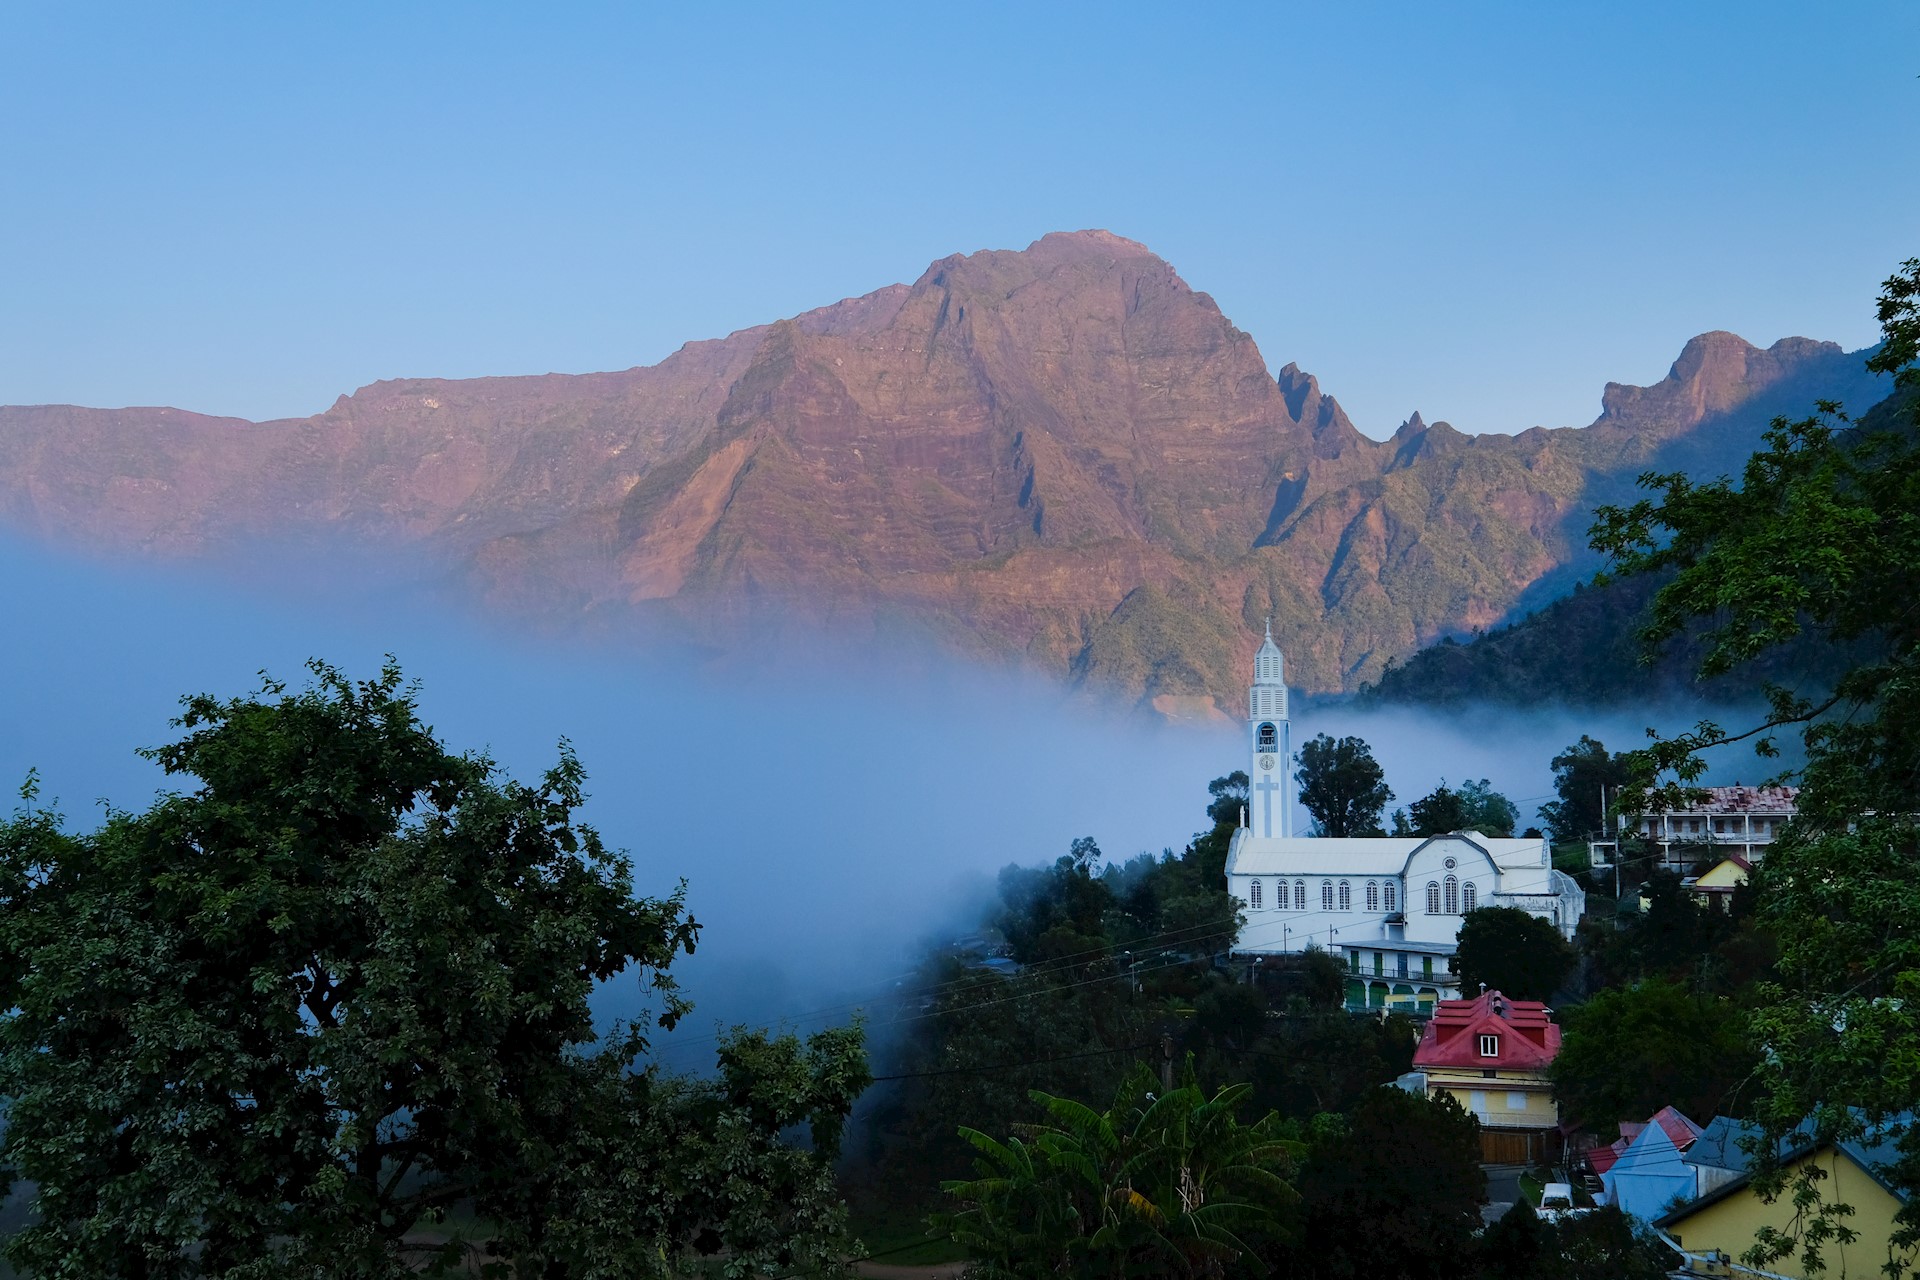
1402, 837, 1499, 920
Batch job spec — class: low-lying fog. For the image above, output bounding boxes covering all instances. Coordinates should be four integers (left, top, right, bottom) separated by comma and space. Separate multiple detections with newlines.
0, 537, 1782, 1068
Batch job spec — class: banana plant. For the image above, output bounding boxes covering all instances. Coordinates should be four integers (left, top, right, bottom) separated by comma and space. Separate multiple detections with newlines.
940, 1061, 1300, 1278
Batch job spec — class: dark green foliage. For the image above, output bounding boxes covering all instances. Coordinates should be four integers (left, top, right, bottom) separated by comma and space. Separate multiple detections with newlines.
995, 837, 1115, 964
1548, 979, 1754, 1135
1476, 1201, 1548, 1280
1588, 869, 1745, 990
1396, 778, 1517, 837
1468, 1199, 1671, 1280
1587, 259, 1920, 1274
1293, 734, 1392, 837
0, 662, 868, 1279
939, 1064, 1300, 1279
864, 778, 1246, 1196
1260, 1088, 1485, 1280
1398, 783, 1467, 835
1549, 1205, 1672, 1280
1457, 779, 1520, 836
1455, 906, 1575, 1002
1539, 736, 1633, 842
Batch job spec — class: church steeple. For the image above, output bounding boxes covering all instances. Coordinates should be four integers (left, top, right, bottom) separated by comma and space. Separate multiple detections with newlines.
1247, 621, 1291, 839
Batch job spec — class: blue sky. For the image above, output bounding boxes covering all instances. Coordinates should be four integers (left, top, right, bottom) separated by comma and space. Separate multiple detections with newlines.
3, 2, 1915, 437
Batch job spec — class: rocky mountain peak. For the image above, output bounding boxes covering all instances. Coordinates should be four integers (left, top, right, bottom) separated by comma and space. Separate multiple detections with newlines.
0, 234, 1888, 711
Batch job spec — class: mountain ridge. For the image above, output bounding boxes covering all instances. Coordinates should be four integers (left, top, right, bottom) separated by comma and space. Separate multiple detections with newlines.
0, 231, 1888, 710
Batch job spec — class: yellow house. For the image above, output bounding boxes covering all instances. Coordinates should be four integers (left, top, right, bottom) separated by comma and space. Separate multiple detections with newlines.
1412, 990, 1562, 1163
1656, 1126, 1913, 1279
1687, 855, 1752, 915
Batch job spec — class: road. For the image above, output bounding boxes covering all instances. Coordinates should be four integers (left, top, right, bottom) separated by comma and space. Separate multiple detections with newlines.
1482, 1162, 1528, 1224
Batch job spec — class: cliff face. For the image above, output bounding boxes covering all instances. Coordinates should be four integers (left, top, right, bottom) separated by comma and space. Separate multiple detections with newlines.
0, 231, 1886, 709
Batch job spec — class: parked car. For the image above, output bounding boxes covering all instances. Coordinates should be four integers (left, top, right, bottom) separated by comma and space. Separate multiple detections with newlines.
1537, 1183, 1576, 1222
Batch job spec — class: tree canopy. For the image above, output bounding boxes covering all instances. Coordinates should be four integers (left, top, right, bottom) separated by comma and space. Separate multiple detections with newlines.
1589, 257, 1920, 1273
0, 661, 868, 1279
940, 1063, 1300, 1278
1547, 979, 1754, 1136
1539, 736, 1632, 843
1272, 1088, 1485, 1280
1293, 734, 1393, 837
1455, 906, 1575, 1003
1396, 779, 1518, 838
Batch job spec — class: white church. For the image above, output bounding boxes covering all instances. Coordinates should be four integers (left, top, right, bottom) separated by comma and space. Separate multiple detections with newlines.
1223, 626, 1585, 1014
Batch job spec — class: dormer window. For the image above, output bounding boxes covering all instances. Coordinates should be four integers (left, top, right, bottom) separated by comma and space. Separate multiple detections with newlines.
1256, 722, 1278, 752
1479, 1034, 1500, 1058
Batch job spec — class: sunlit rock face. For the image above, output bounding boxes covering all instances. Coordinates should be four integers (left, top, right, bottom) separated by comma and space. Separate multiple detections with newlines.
0, 231, 1884, 709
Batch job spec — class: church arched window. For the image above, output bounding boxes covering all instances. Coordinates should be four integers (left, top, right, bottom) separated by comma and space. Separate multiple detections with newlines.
1365, 881, 1379, 912
1384, 881, 1397, 912
1249, 879, 1263, 909
1256, 722, 1278, 751
1426, 882, 1441, 914
1463, 882, 1477, 912
1321, 881, 1334, 911
1444, 875, 1460, 914
1294, 880, 1306, 911
1338, 881, 1351, 911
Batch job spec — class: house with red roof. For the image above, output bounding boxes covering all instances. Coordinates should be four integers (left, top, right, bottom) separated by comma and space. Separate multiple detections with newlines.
1412, 989, 1563, 1163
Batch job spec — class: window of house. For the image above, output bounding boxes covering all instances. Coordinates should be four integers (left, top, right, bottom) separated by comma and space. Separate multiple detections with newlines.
1249, 879, 1262, 909
1445, 875, 1460, 915
1469, 1090, 1487, 1113
1366, 881, 1379, 912
1294, 880, 1306, 911
1426, 882, 1441, 914
1338, 881, 1351, 911
1506, 1092, 1528, 1111
1422, 955, 1433, 979
1348, 949, 1360, 972
1384, 881, 1397, 912
1462, 882, 1477, 912
1478, 1034, 1500, 1057
1373, 951, 1384, 976
1322, 881, 1334, 910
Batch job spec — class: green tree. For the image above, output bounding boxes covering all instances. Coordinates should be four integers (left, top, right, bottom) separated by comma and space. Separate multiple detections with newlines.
1293, 735, 1393, 837
0, 662, 868, 1279
1399, 779, 1515, 837
1457, 779, 1520, 837
1476, 1201, 1547, 1280
1589, 258, 1920, 1273
996, 837, 1115, 964
1266, 1088, 1485, 1280
1401, 783, 1468, 836
1455, 906, 1575, 1003
1538, 736, 1632, 842
940, 1063, 1300, 1278
1549, 1206, 1672, 1280
1547, 979, 1753, 1135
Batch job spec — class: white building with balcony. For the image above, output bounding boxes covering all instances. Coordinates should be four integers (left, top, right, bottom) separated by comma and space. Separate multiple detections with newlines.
1222, 627, 1586, 1013
1587, 784, 1799, 872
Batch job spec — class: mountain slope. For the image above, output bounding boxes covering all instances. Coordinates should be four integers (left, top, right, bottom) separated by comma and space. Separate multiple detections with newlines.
0, 232, 1888, 709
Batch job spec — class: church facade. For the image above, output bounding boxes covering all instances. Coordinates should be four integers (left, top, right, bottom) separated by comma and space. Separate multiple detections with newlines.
1223, 627, 1586, 1014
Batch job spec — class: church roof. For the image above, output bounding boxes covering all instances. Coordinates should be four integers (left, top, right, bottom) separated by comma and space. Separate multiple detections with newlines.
1226, 831, 1550, 877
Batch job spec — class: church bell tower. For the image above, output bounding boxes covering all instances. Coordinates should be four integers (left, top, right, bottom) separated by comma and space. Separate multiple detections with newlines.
1248, 622, 1291, 839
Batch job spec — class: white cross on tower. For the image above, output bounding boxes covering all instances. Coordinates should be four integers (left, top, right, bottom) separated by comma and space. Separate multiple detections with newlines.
1254, 774, 1280, 838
